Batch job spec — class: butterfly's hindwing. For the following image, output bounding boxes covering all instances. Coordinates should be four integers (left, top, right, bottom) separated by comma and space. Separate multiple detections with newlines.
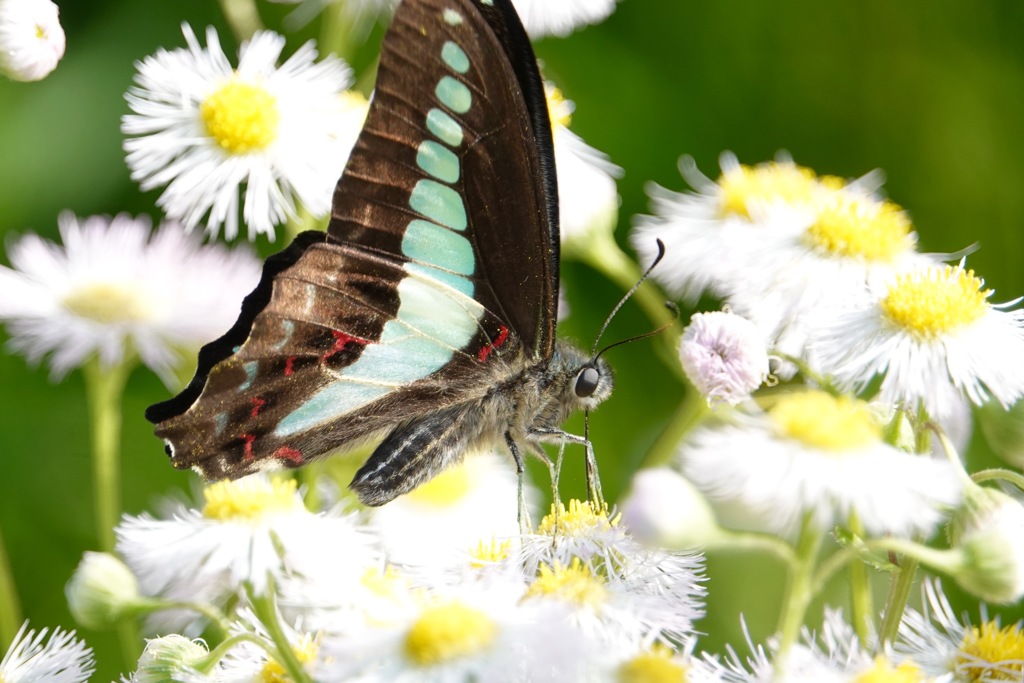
148, 0, 560, 492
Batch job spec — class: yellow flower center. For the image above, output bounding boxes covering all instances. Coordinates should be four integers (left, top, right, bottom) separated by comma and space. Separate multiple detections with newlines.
259, 634, 318, 683
202, 478, 301, 521
406, 461, 473, 506
769, 391, 881, 451
525, 558, 608, 607
469, 538, 512, 568
538, 499, 620, 537
404, 601, 497, 666
805, 193, 914, 262
545, 84, 572, 128
62, 282, 151, 324
360, 565, 408, 598
957, 621, 1024, 681
717, 162, 826, 219
618, 646, 689, 683
201, 78, 280, 154
852, 656, 926, 683
881, 265, 990, 340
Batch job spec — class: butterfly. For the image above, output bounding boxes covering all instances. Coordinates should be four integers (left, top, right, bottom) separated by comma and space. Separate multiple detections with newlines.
145, 0, 614, 515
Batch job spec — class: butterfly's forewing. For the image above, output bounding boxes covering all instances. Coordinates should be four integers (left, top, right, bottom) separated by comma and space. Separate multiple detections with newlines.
147, 0, 559, 481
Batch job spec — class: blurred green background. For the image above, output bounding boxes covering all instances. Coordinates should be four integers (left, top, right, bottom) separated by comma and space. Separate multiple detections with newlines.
2, 0, 1024, 679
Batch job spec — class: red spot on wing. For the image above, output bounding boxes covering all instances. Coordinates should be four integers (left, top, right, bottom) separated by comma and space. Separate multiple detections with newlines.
477, 325, 510, 363
284, 356, 296, 376
250, 397, 266, 417
274, 446, 304, 465
242, 434, 256, 461
322, 330, 368, 362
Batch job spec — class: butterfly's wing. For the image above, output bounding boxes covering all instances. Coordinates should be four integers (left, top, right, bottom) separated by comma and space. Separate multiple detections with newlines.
146, 0, 559, 489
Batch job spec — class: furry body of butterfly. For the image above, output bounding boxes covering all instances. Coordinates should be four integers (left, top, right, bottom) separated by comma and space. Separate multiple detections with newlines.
352, 343, 611, 505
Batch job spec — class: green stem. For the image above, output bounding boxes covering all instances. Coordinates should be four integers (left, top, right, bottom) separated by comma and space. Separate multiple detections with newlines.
706, 528, 798, 567
141, 598, 233, 640
972, 468, 1024, 491
83, 358, 138, 667
320, 0, 364, 67
0, 525, 22, 650
775, 515, 824, 658
877, 554, 920, 648
218, 0, 263, 42
196, 632, 271, 674
641, 387, 708, 468
82, 358, 133, 553
846, 516, 872, 645
249, 582, 313, 683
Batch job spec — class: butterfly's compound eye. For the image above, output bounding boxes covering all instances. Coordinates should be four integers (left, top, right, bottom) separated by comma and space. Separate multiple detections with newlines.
574, 366, 601, 398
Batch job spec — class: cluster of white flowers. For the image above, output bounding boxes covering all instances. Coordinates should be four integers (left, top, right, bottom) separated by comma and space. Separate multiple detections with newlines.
60, 463, 709, 682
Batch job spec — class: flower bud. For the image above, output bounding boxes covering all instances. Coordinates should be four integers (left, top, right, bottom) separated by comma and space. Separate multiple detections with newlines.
0, 0, 65, 82
948, 486, 1024, 603
133, 635, 209, 683
620, 468, 720, 548
66, 552, 142, 629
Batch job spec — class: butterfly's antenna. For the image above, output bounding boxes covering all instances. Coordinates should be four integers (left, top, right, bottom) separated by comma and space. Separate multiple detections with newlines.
594, 302, 679, 361
589, 239, 677, 361
589, 239, 667, 357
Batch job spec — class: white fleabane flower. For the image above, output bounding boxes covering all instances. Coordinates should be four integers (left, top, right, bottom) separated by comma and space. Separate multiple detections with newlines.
0, 0, 65, 81
123, 25, 353, 241
632, 155, 835, 304
321, 576, 587, 682
679, 310, 770, 406
512, 0, 618, 38
680, 391, 962, 537
116, 476, 378, 633
813, 261, 1024, 423
0, 623, 94, 683
895, 580, 1024, 682
517, 500, 705, 650
66, 552, 143, 630
0, 213, 261, 385
718, 611, 950, 682
367, 452, 526, 569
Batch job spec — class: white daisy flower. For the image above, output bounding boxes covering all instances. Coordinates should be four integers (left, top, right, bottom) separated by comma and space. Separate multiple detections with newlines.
632, 155, 840, 303
546, 84, 622, 249
512, 0, 618, 38
122, 25, 353, 241
813, 261, 1024, 423
0, 623, 94, 683
679, 391, 963, 537
279, 561, 423, 636
606, 640, 726, 683
516, 500, 705, 649
320, 576, 587, 682
716, 611, 951, 683
895, 580, 1024, 682
116, 475, 379, 634
210, 613, 322, 683
366, 451, 527, 570
0, 213, 261, 385
0, 0, 65, 82
679, 310, 770, 406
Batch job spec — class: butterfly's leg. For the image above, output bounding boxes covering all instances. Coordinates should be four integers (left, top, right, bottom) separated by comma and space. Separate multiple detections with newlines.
528, 428, 605, 512
505, 432, 532, 533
